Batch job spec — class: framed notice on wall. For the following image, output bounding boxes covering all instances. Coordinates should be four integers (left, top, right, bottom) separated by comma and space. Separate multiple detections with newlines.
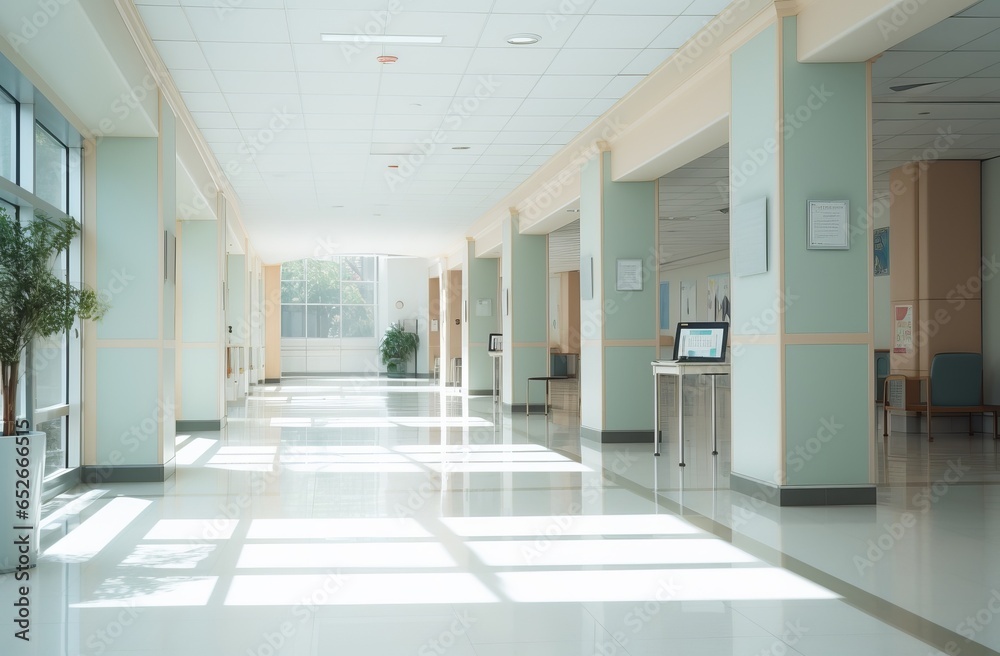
894, 305, 913, 354
807, 200, 850, 250
616, 259, 643, 291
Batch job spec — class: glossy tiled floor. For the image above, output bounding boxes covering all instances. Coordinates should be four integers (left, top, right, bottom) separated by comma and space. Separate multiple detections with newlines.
2, 377, 995, 655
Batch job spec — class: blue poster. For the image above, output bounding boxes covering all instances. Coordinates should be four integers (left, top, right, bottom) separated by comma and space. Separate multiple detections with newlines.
659, 282, 670, 331
874, 227, 889, 276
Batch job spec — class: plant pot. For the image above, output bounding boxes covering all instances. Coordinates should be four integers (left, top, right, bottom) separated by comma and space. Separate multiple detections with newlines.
0, 432, 45, 573
386, 358, 408, 378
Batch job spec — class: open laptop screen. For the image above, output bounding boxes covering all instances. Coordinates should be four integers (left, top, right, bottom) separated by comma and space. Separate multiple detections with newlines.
671, 322, 729, 362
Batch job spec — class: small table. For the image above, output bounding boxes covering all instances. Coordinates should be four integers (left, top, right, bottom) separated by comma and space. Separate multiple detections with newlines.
526, 376, 568, 416
651, 361, 730, 465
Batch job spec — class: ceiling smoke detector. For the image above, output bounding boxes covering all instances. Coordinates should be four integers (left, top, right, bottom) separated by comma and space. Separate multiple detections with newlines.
377, 55, 398, 64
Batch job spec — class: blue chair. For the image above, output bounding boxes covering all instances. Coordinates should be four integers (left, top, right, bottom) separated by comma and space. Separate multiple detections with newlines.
874, 350, 890, 403
883, 352, 999, 441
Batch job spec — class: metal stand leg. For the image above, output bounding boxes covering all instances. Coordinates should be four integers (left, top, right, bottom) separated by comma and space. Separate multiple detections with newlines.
678, 375, 686, 467
653, 372, 661, 456
711, 374, 719, 456
525, 380, 530, 416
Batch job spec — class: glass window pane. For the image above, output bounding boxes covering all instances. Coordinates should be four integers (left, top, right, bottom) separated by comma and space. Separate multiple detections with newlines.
341, 255, 375, 281
307, 259, 340, 303
341, 282, 374, 305
39, 416, 66, 477
32, 333, 65, 409
281, 305, 305, 338
281, 259, 306, 280
281, 280, 306, 303
341, 306, 375, 338
0, 90, 15, 182
35, 123, 67, 211
307, 306, 340, 338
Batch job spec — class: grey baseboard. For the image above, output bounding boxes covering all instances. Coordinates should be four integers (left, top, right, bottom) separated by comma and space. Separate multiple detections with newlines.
176, 419, 224, 432
581, 428, 655, 443
503, 403, 548, 414
81, 462, 176, 484
730, 472, 876, 506
264, 378, 281, 384
43, 468, 81, 502
467, 389, 493, 396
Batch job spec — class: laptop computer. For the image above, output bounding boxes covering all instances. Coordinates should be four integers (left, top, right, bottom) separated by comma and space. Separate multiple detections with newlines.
671, 321, 729, 363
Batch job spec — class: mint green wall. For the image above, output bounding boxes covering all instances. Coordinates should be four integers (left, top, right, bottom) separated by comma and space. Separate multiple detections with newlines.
181, 349, 220, 420
96, 138, 160, 340
161, 105, 177, 342
228, 254, 247, 340
785, 345, 869, 485
180, 222, 219, 343
465, 241, 499, 392
580, 155, 604, 429
602, 152, 657, 342
604, 346, 656, 430
96, 348, 160, 465
501, 214, 548, 405
162, 347, 176, 463
781, 17, 869, 335
731, 344, 780, 483
729, 24, 779, 338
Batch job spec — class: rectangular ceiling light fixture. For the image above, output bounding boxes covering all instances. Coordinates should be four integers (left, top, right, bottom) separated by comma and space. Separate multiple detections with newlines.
321, 34, 444, 44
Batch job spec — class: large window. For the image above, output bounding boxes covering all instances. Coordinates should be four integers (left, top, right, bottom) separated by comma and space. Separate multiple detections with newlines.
281, 257, 377, 338
34, 121, 68, 212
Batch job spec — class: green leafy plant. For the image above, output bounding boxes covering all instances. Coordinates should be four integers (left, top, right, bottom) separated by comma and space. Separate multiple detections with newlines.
379, 322, 419, 375
0, 209, 106, 436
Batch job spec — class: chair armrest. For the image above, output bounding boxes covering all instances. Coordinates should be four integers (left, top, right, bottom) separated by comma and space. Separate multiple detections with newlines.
883, 374, 927, 411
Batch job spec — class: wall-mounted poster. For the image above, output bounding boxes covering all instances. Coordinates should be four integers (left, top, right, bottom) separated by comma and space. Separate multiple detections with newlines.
659, 282, 670, 332
894, 305, 913, 354
707, 274, 731, 323
680, 281, 696, 321
874, 227, 889, 276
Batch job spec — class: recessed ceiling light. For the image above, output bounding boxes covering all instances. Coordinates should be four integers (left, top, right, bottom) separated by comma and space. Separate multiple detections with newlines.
506, 33, 541, 45
452, 146, 471, 150
321, 34, 443, 44
377, 55, 398, 64
387, 165, 399, 169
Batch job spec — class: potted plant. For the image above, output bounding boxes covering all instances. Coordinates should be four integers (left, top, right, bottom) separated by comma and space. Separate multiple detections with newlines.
379, 322, 419, 378
0, 208, 105, 572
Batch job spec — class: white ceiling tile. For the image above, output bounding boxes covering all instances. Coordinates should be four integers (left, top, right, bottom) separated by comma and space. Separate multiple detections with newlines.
224, 92, 303, 114
304, 95, 379, 114
493, 131, 551, 145
905, 51, 1000, 78
433, 131, 497, 144
561, 115, 598, 132
504, 115, 572, 131
444, 115, 513, 131
184, 7, 289, 42
960, 0, 1000, 17
485, 144, 539, 156
649, 15, 712, 48
894, 17, 1000, 51
550, 48, 641, 75
466, 48, 560, 75
137, 6, 195, 40
182, 0, 286, 6
959, 26, 1000, 50
492, 0, 596, 13
181, 91, 229, 112
872, 51, 945, 78
376, 95, 452, 114
589, 0, 691, 14
684, 0, 735, 15
377, 46, 475, 74
477, 13, 583, 49
232, 112, 304, 131
216, 71, 300, 94
285, 9, 389, 43
535, 144, 565, 157
304, 114, 375, 130
136, 0, 179, 4
567, 15, 676, 48
547, 131, 578, 145
456, 74, 540, 98
200, 42, 295, 71
529, 75, 614, 98
465, 97, 526, 115
598, 75, 644, 98
155, 41, 210, 69
622, 49, 676, 75
379, 74, 462, 97
374, 114, 443, 131
519, 98, 591, 115
386, 12, 490, 48
200, 128, 244, 142
291, 44, 383, 72
938, 77, 1000, 97
582, 96, 618, 112
170, 69, 220, 93
297, 72, 381, 96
